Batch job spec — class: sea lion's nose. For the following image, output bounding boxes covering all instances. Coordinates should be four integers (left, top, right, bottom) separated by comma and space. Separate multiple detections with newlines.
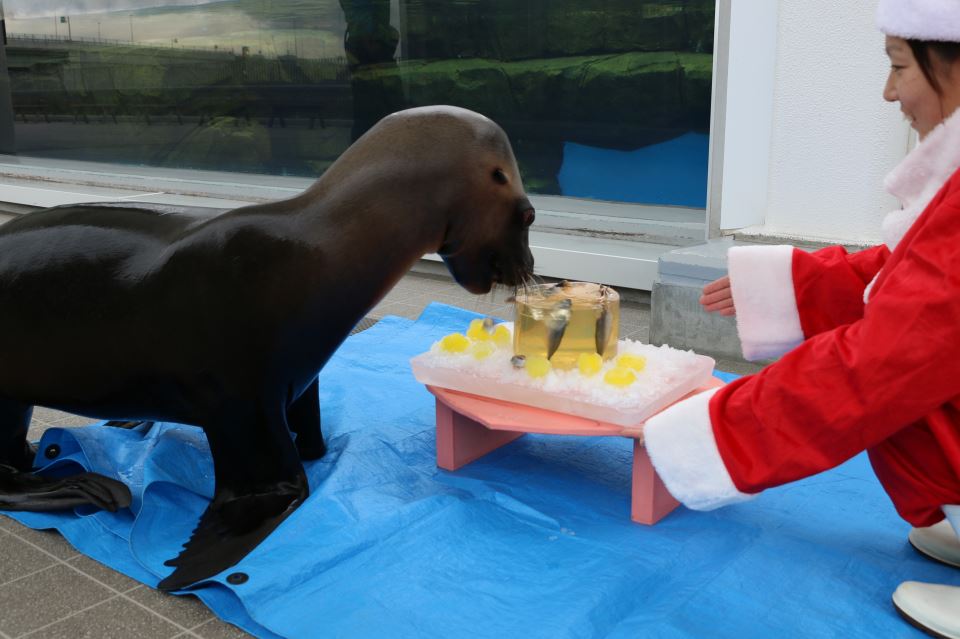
517, 197, 535, 228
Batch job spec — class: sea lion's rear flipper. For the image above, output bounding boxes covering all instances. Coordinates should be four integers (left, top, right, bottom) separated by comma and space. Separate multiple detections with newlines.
0, 464, 131, 512
157, 406, 308, 592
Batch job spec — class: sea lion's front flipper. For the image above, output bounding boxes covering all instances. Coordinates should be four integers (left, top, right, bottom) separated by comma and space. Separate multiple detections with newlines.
0, 464, 131, 512
157, 405, 308, 591
286, 378, 326, 461
0, 399, 37, 472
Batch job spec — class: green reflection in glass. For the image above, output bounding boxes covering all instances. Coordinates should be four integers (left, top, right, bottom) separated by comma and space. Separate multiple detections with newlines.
4, 0, 714, 207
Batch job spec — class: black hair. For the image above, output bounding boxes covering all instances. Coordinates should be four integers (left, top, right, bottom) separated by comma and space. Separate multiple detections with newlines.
907, 40, 960, 95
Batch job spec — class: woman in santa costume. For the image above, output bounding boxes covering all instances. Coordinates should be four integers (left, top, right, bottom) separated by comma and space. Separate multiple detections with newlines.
644, 1, 960, 636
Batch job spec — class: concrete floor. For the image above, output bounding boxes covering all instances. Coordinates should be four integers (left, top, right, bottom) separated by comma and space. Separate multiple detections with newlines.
0, 254, 763, 638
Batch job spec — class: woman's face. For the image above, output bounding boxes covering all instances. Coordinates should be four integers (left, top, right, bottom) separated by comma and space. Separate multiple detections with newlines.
883, 35, 949, 139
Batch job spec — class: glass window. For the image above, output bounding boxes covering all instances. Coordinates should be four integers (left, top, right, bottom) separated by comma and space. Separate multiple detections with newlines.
2, 1, 714, 208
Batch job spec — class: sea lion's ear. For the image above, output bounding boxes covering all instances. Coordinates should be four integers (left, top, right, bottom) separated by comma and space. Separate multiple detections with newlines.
492, 168, 508, 185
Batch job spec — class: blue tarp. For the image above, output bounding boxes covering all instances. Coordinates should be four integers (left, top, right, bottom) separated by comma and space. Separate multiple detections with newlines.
3, 302, 956, 638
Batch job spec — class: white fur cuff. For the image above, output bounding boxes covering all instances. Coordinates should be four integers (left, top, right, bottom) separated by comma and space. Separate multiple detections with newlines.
644, 387, 755, 511
727, 245, 803, 361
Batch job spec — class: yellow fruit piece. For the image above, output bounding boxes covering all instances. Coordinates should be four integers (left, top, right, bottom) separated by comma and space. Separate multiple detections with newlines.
616, 354, 647, 372
471, 341, 496, 360
466, 318, 492, 341
577, 352, 603, 376
525, 356, 552, 378
492, 324, 511, 347
440, 333, 470, 353
604, 367, 637, 387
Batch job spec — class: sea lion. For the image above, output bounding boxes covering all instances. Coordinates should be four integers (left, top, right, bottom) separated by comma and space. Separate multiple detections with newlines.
0, 105, 535, 590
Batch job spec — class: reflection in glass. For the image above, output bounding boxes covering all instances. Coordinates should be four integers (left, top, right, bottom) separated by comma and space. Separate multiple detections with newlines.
4, 1, 714, 207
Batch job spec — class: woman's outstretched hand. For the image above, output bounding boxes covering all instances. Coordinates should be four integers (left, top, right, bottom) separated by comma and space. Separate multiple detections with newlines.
700, 276, 736, 316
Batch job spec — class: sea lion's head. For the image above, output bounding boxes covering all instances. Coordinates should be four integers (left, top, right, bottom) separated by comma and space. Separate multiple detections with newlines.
345, 106, 535, 295
415, 107, 535, 294
438, 156, 535, 294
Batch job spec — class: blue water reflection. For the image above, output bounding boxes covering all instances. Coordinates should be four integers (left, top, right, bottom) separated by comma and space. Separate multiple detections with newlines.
559, 133, 709, 207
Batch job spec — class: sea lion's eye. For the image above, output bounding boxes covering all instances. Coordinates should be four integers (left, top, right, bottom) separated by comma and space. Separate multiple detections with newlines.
492, 168, 508, 185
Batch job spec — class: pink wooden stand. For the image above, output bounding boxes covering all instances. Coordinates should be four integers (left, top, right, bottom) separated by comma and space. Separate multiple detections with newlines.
428, 377, 723, 525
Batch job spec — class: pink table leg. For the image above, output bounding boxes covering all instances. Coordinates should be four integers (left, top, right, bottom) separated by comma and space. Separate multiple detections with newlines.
631, 439, 680, 524
432, 389, 681, 524
435, 399, 525, 471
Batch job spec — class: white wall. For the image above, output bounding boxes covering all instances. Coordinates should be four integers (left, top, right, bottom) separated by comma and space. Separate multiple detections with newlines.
716, 0, 779, 230
726, 0, 912, 244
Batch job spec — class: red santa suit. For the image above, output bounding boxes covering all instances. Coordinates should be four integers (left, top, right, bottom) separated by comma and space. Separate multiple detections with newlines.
644, 107, 960, 527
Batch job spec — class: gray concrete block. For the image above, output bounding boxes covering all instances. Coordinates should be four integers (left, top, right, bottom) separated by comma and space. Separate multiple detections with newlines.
650, 239, 756, 361
650, 281, 744, 360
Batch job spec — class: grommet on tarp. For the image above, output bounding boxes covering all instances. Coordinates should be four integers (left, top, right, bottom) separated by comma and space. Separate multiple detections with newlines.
227, 572, 248, 585
44, 444, 60, 459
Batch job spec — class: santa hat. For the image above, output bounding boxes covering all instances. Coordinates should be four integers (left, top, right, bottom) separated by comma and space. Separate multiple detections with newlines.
877, 0, 960, 42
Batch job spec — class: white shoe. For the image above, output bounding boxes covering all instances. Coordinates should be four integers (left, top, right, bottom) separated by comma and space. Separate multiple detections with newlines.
893, 581, 960, 639
911, 520, 960, 569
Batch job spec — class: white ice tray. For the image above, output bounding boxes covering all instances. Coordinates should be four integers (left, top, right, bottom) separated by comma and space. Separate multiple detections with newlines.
410, 343, 715, 427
